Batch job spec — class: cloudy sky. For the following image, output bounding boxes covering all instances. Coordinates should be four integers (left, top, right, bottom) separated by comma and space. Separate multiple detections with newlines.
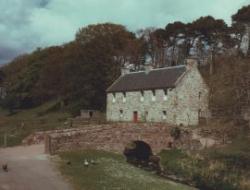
0, 0, 249, 64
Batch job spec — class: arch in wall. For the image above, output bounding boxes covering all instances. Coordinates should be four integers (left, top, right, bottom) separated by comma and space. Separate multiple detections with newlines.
123, 140, 153, 164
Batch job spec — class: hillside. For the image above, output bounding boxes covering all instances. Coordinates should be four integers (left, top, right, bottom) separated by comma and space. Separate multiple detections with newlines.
0, 101, 70, 147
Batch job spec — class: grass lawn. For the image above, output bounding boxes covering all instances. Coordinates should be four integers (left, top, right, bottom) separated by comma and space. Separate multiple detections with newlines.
59, 150, 197, 190
0, 101, 71, 147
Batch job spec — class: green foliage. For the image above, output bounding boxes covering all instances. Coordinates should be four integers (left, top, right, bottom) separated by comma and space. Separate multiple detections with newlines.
159, 137, 250, 190
0, 101, 70, 147
189, 16, 227, 36
0, 94, 18, 114
159, 149, 190, 176
232, 5, 250, 23
208, 56, 250, 117
165, 22, 187, 36
2, 23, 139, 113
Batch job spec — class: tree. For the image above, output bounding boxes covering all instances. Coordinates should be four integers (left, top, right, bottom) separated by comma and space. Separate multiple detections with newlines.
189, 16, 227, 36
165, 21, 186, 37
232, 5, 250, 23
165, 22, 187, 66
75, 23, 138, 67
0, 69, 5, 84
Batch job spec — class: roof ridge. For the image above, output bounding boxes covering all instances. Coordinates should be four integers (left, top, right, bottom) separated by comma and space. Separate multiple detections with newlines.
107, 65, 187, 93
124, 65, 186, 75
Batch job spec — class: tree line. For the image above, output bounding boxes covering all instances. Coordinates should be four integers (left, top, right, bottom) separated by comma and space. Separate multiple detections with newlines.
0, 5, 249, 115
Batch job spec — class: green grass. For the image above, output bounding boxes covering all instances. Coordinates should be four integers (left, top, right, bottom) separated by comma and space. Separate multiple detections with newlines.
158, 137, 250, 190
0, 101, 71, 147
59, 150, 196, 190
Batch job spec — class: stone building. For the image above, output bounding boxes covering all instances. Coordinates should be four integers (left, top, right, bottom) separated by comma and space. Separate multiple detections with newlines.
106, 59, 210, 126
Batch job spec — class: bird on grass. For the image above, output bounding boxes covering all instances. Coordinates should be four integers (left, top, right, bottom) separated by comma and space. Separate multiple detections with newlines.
84, 159, 89, 167
2, 164, 8, 172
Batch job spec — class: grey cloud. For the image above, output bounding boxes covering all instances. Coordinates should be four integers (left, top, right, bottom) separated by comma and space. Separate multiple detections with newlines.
0, 46, 24, 64
0, 0, 250, 64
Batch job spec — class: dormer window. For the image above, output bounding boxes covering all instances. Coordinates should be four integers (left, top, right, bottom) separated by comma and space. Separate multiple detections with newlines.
152, 90, 156, 101
163, 89, 168, 101
140, 90, 144, 102
122, 92, 126, 103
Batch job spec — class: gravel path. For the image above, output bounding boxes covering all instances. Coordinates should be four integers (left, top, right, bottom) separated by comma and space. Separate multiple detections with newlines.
0, 145, 73, 190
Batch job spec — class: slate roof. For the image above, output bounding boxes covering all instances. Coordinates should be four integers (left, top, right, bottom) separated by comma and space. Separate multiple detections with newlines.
107, 65, 187, 93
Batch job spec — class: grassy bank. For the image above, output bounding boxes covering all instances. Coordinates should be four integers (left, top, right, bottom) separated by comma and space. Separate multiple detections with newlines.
159, 137, 250, 190
59, 150, 196, 190
0, 102, 70, 147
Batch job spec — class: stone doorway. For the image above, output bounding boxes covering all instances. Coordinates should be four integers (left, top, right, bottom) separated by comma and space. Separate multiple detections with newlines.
133, 111, 138, 122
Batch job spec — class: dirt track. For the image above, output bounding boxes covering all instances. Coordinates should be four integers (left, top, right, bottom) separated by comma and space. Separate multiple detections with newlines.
0, 145, 73, 190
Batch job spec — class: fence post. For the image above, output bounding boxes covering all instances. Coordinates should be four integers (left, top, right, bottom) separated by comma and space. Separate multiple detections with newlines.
45, 134, 51, 154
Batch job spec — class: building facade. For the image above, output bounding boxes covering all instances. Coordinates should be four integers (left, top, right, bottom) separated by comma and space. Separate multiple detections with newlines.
106, 59, 210, 126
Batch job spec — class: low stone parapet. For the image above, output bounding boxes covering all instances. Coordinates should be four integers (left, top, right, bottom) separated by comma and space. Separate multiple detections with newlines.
44, 123, 221, 155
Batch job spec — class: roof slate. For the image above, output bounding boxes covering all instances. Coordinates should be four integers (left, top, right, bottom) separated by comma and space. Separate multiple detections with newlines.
107, 65, 186, 93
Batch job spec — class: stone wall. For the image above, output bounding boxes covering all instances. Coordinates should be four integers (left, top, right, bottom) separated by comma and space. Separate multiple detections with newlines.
174, 63, 210, 126
45, 123, 219, 155
46, 123, 173, 154
107, 64, 210, 126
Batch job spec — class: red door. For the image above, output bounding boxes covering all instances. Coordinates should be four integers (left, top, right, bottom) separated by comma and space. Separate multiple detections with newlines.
133, 111, 138, 122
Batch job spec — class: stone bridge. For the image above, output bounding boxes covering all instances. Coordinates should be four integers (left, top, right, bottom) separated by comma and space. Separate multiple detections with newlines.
45, 123, 174, 155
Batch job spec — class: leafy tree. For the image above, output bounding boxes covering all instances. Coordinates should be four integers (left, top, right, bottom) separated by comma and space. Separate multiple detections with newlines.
75, 23, 138, 67
232, 5, 250, 23
165, 22, 186, 37
189, 16, 227, 36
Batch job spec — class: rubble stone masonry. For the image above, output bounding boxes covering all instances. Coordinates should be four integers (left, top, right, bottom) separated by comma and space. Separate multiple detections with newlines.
45, 123, 219, 155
